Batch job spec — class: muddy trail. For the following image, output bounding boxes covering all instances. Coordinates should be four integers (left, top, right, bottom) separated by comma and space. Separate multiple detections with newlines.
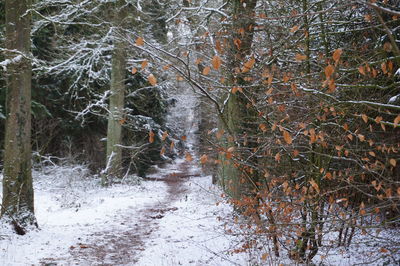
40, 159, 201, 266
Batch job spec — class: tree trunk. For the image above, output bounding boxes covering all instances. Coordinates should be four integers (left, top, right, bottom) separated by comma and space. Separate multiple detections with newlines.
104, 1, 127, 185
1, 0, 37, 234
220, 0, 258, 199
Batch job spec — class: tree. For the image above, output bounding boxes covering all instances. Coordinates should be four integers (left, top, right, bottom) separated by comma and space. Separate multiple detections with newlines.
104, 0, 128, 184
1, 0, 37, 234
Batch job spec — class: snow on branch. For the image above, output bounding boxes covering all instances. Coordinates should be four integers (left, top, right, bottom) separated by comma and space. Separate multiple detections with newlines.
0, 55, 23, 71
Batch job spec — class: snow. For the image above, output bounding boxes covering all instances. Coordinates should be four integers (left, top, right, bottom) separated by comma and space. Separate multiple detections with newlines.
0, 164, 167, 265
0, 158, 250, 265
136, 168, 248, 266
388, 94, 399, 104
0, 55, 23, 71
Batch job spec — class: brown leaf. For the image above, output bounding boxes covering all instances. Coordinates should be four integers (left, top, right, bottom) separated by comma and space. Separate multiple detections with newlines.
185, 153, 193, 162
216, 129, 224, 139
358, 65, 366, 75
383, 42, 392, 52
283, 130, 293, 144
200, 154, 208, 164
325, 64, 335, 78
390, 159, 397, 167
135, 37, 144, 46
141, 60, 148, 69
290, 25, 299, 33
195, 58, 203, 65
148, 74, 157, 86
361, 114, 368, 123
149, 130, 155, 143
242, 57, 256, 73
381, 62, 388, 74
259, 123, 268, 132
212, 55, 222, 70
160, 147, 166, 155
215, 40, 222, 53
332, 48, 343, 64
394, 115, 400, 127
309, 179, 320, 193
203, 66, 211, 75
261, 253, 269, 260
295, 54, 307, 61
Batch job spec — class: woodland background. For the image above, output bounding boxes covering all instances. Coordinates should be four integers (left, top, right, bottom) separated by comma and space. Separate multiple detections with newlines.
0, 0, 400, 264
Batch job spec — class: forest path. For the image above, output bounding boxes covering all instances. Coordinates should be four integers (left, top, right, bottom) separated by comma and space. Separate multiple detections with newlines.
39, 158, 202, 265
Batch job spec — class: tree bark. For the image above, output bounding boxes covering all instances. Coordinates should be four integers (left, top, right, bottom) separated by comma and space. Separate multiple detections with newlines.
104, 0, 127, 185
220, 0, 258, 199
1, 0, 37, 234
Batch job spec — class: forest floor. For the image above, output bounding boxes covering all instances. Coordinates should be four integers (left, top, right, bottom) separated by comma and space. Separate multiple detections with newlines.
0, 157, 249, 266
1, 156, 400, 265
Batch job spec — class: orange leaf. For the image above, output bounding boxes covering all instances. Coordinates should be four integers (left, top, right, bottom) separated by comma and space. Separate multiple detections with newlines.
358, 65, 366, 75
200, 154, 208, 164
234, 38, 241, 49
181, 135, 187, 141
135, 36, 144, 46
381, 62, 388, 74
185, 153, 193, 162
309, 179, 320, 193
160, 147, 166, 155
394, 115, 400, 127
261, 253, 269, 260
212, 55, 222, 70
325, 64, 335, 78
332, 48, 343, 64
242, 57, 255, 73
131, 67, 138, 74
383, 42, 392, 52
275, 152, 281, 162
141, 60, 148, 69
295, 54, 307, 61
361, 114, 368, 123
148, 74, 157, 86
149, 130, 155, 143
259, 123, 268, 132
290, 25, 299, 33
283, 130, 292, 144
216, 129, 224, 139
231, 87, 243, 94
195, 58, 203, 65
203, 66, 211, 75
215, 40, 222, 53
380, 247, 389, 253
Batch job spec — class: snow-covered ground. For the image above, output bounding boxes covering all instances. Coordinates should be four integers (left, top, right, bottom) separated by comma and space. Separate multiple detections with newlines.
0, 160, 250, 266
